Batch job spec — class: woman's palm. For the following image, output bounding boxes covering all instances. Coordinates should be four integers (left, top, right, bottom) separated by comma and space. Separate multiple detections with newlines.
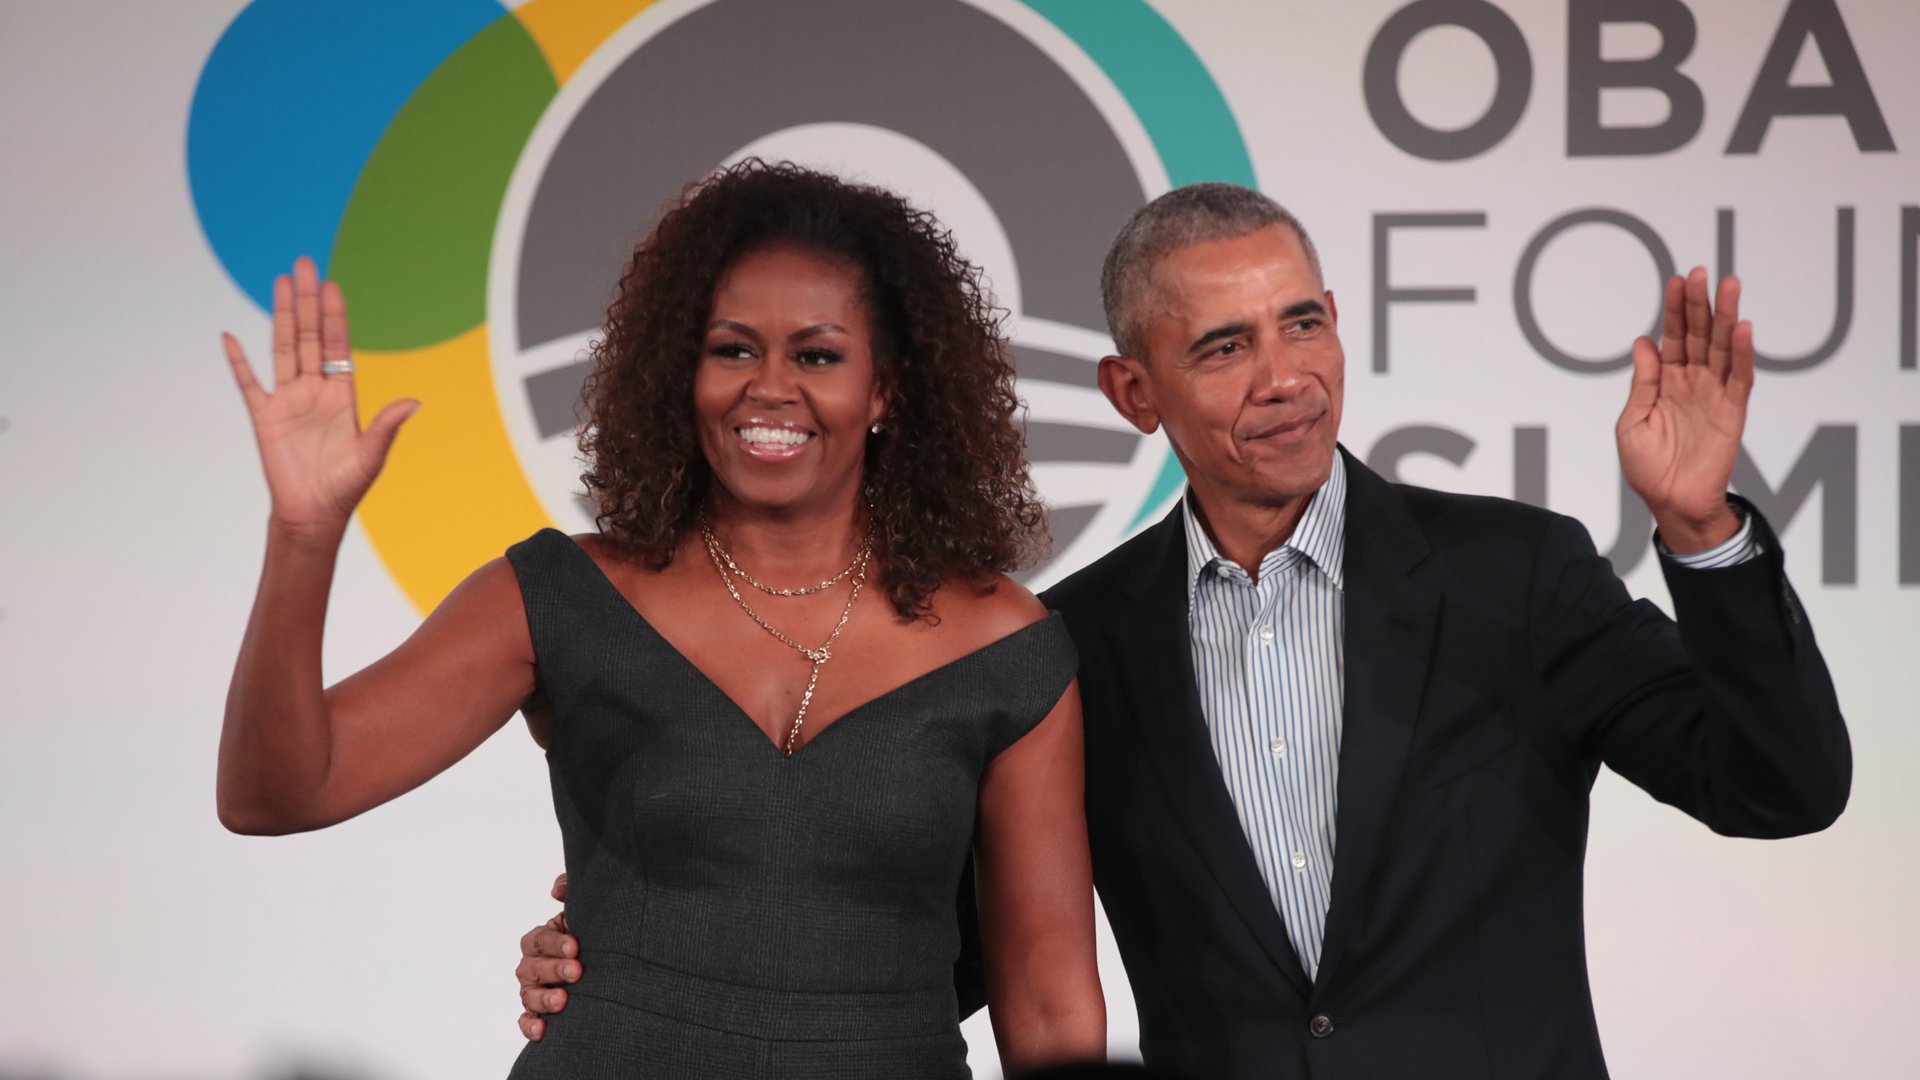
222, 257, 418, 534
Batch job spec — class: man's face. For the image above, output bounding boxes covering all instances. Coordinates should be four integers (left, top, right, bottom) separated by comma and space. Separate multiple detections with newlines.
1104, 224, 1345, 515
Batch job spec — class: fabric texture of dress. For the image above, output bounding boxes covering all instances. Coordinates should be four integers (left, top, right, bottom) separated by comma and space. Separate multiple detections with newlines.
503, 529, 1077, 1079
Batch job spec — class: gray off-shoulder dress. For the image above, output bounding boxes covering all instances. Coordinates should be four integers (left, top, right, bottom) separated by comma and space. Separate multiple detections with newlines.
503, 529, 1077, 1079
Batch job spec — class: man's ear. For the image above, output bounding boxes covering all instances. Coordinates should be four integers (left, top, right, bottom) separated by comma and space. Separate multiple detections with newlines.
1097, 354, 1160, 435
1325, 289, 1339, 326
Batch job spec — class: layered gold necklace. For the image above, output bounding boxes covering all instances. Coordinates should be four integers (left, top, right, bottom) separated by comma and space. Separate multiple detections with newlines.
699, 516, 874, 756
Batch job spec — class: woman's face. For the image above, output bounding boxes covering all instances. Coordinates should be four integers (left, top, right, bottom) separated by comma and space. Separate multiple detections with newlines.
694, 245, 887, 519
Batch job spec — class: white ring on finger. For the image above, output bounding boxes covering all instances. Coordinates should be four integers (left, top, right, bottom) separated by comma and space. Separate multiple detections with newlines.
320, 359, 355, 377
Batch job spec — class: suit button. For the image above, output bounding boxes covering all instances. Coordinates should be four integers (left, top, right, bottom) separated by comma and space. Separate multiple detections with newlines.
1309, 1014, 1335, 1038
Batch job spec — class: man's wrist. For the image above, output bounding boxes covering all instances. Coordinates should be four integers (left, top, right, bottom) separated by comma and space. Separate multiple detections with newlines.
1652, 502, 1742, 556
1658, 501, 1762, 570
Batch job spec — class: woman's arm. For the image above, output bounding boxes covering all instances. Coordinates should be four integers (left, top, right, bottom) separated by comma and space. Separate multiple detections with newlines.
974, 678, 1105, 1073
219, 549, 536, 834
216, 257, 535, 835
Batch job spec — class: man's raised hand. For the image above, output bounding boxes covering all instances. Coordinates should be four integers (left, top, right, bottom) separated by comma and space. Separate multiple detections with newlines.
1616, 266, 1751, 553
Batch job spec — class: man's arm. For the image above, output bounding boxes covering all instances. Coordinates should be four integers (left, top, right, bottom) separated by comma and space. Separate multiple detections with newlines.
1534, 266, 1851, 835
1530, 502, 1850, 836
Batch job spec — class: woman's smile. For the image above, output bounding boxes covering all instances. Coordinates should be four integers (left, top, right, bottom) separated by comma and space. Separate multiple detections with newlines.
733, 419, 817, 461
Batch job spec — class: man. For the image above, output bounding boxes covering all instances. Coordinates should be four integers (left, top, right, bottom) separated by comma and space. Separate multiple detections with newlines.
516, 185, 1849, 1078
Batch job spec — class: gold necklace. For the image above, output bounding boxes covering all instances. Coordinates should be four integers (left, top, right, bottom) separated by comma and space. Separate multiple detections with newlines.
699, 519, 873, 756
705, 529, 864, 597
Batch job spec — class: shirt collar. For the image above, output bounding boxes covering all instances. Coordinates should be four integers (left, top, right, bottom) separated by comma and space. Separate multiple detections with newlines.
1182, 451, 1348, 597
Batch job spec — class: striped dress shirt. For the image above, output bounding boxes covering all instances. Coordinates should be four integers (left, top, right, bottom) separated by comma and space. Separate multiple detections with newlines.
1181, 454, 1758, 980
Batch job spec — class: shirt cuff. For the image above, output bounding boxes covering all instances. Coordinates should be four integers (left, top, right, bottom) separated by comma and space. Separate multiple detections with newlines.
1658, 504, 1762, 569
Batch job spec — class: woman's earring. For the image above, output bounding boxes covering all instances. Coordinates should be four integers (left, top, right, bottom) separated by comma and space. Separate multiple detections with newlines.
870, 421, 884, 435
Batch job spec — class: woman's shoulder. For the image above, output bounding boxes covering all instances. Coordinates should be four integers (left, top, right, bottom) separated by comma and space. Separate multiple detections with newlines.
938, 571, 1044, 622
505, 529, 643, 580
439, 553, 523, 606
930, 577, 1077, 752
416, 556, 533, 661
566, 530, 686, 575
493, 529, 637, 610
568, 530, 616, 566
921, 574, 1057, 652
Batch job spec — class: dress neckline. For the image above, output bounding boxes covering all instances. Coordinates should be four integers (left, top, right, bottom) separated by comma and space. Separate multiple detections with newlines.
545, 529, 1062, 757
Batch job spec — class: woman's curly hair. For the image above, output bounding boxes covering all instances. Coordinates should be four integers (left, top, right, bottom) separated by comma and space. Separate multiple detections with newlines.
579, 160, 1047, 620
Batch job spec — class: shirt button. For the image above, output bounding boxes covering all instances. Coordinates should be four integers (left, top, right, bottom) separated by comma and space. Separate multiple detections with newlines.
1258, 624, 1275, 644
1269, 738, 1287, 759
1291, 852, 1308, 871
1309, 1014, 1335, 1038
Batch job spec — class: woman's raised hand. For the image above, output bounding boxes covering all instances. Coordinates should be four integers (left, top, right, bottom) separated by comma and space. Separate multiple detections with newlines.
222, 257, 418, 538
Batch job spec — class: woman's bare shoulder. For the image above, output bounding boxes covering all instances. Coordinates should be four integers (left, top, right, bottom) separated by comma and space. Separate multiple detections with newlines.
569, 531, 612, 557
420, 556, 531, 648
565, 531, 644, 585
922, 573, 1051, 649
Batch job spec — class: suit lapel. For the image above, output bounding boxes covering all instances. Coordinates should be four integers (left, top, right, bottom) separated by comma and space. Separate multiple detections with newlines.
1313, 451, 1440, 995
1110, 508, 1313, 998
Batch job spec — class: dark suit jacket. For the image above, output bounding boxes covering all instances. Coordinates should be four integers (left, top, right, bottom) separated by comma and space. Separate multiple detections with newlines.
961, 449, 1850, 1079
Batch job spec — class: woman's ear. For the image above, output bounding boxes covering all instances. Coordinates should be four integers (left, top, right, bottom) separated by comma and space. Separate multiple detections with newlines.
867, 375, 890, 432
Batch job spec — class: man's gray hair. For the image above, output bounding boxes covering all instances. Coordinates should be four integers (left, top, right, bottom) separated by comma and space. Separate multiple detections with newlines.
1099, 182, 1321, 360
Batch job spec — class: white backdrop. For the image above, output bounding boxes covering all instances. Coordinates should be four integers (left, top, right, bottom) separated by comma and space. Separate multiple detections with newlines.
3, 1, 1917, 1077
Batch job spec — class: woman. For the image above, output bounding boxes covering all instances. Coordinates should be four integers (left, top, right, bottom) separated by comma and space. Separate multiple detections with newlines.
217, 161, 1104, 1076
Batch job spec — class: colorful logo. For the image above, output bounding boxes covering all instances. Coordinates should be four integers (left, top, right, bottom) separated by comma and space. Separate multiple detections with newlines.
190, 0, 1253, 612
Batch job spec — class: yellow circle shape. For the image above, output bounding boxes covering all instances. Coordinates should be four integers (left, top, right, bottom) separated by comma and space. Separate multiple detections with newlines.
354, 326, 554, 613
